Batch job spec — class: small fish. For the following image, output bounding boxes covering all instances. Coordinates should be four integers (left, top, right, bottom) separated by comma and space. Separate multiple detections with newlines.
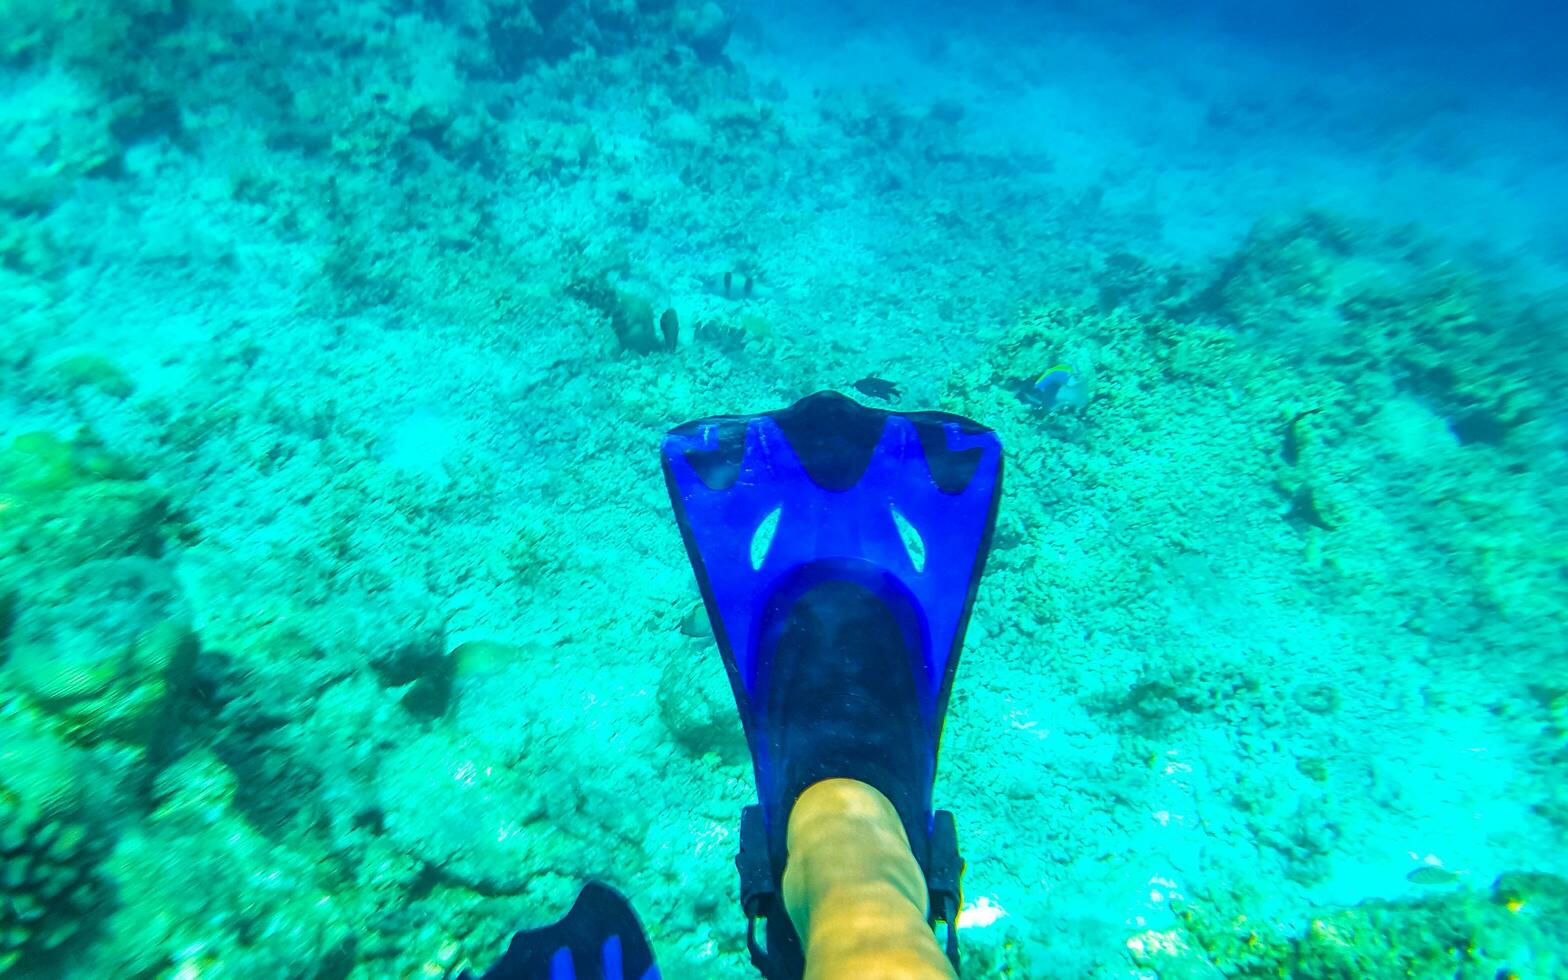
659, 308, 679, 351
1017, 364, 1090, 413
719, 271, 755, 299
679, 602, 713, 638
1406, 865, 1463, 886
852, 377, 902, 402
1032, 365, 1075, 398
1286, 485, 1335, 531
1281, 407, 1323, 466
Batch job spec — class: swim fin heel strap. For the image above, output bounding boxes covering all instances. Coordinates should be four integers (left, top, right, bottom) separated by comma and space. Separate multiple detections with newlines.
662, 391, 1003, 979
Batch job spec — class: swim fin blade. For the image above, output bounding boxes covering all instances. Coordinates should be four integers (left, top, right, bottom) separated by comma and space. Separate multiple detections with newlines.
663, 390, 1002, 978
466, 881, 659, 980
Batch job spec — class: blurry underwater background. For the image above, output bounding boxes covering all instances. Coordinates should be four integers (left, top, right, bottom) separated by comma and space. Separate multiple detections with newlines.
0, 0, 1565, 975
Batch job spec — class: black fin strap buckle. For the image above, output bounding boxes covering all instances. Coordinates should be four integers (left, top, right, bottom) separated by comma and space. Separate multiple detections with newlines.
738, 806, 790, 979
925, 809, 965, 975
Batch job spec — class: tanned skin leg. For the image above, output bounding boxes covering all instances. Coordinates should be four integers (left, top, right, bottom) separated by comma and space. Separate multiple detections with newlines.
781, 779, 957, 980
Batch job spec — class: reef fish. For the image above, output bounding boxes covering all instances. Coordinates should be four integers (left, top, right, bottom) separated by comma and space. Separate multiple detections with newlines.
1018, 364, 1090, 413
1406, 865, 1462, 886
679, 602, 713, 638
852, 377, 902, 402
1033, 365, 1075, 396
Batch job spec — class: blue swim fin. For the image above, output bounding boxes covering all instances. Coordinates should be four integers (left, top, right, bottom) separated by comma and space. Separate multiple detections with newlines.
662, 391, 1003, 979
466, 882, 659, 980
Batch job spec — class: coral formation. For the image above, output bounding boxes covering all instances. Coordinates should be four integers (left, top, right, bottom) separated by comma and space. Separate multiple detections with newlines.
0, 722, 111, 974
0, 431, 192, 746
0, 796, 104, 973
7, 558, 194, 744
0, 65, 119, 212
1142, 871, 1568, 978
1172, 212, 1566, 448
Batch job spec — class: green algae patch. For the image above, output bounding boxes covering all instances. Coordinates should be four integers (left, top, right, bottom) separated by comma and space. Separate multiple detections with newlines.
0, 430, 138, 496
1, 431, 93, 495
0, 431, 175, 580
450, 639, 529, 680
0, 472, 172, 574
47, 353, 134, 399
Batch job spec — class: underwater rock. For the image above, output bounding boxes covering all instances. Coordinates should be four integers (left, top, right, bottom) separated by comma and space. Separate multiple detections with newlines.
0, 430, 138, 497
188, 629, 382, 841
609, 290, 661, 354
656, 652, 744, 762
1125, 927, 1227, 979
8, 479, 172, 571
5, 558, 195, 745
1292, 681, 1341, 715
211, 719, 327, 841
678, 2, 731, 62
589, 0, 637, 32
0, 67, 121, 212
101, 748, 355, 979
531, 0, 575, 29
1166, 865, 1568, 978
375, 729, 600, 894
1097, 250, 1177, 312
482, 6, 547, 78
1171, 212, 1551, 447
369, 634, 454, 722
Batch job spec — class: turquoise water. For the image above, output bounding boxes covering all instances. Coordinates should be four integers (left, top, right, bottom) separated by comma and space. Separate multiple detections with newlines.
2, 0, 1565, 976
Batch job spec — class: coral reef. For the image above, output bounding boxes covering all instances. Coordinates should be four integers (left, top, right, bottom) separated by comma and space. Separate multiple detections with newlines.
0, 0, 1562, 972
0, 722, 111, 974
0, 431, 192, 747
0, 799, 101, 972
7, 558, 194, 744
1171, 212, 1568, 450
0, 65, 119, 213
1136, 871, 1568, 978
0, 428, 199, 968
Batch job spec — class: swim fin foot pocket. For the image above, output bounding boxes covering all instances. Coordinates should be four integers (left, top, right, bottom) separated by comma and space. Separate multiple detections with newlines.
664, 391, 1002, 980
